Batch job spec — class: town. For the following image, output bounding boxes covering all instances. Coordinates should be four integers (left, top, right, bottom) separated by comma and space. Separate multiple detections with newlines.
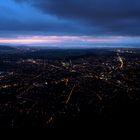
0, 48, 140, 128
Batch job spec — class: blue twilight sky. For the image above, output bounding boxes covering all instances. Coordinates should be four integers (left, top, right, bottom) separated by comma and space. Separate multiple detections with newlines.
0, 0, 140, 47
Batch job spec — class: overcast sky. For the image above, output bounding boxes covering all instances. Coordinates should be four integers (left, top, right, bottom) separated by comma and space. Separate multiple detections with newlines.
0, 0, 140, 47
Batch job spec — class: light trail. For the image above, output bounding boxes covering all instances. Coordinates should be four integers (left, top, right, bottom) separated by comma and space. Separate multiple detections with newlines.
66, 85, 75, 104
117, 53, 124, 69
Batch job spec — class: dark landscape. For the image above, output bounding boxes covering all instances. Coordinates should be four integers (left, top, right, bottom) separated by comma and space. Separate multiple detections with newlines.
0, 46, 139, 128
1, 0, 140, 129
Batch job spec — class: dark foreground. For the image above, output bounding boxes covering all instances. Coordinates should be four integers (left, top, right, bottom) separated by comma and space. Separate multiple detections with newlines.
0, 47, 140, 128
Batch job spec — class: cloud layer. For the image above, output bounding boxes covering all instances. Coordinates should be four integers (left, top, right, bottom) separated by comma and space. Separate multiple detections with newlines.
0, 0, 140, 46
14, 0, 140, 36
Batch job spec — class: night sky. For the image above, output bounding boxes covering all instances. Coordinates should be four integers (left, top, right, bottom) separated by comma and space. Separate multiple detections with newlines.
0, 0, 140, 47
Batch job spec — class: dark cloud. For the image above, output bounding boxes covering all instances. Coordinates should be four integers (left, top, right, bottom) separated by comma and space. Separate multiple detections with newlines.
1, 0, 99, 36
28, 0, 140, 18
0, 0, 139, 37
15, 0, 140, 36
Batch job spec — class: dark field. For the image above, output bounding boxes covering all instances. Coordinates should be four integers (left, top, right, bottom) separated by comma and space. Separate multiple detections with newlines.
0, 47, 140, 128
